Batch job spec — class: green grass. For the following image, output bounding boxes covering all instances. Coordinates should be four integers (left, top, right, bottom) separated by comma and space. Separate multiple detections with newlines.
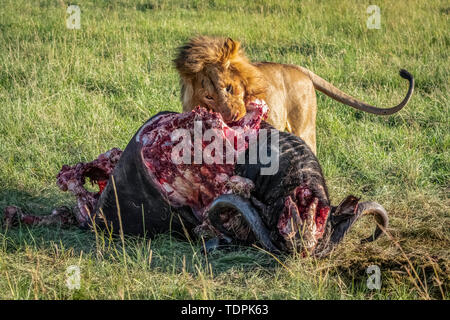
0, 0, 448, 299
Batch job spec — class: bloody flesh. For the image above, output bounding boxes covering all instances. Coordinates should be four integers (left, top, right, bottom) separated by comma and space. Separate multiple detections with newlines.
56, 148, 122, 225
138, 101, 267, 219
277, 186, 330, 250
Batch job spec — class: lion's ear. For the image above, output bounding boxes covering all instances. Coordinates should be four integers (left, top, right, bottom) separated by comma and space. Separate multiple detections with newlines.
225, 38, 240, 56
221, 38, 241, 67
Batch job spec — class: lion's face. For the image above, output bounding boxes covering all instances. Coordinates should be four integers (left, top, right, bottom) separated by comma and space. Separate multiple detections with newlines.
191, 64, 246, 122
174, 36, 267, 123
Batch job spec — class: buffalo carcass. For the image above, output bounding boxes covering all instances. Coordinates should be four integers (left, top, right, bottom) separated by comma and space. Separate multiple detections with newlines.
3, 101, 388, 257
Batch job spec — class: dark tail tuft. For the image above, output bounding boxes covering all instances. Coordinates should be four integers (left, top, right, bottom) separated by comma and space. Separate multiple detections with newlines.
399, 69, 413, 81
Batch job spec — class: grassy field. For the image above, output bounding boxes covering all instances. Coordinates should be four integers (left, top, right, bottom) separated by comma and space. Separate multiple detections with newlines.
0, 0, 448, 299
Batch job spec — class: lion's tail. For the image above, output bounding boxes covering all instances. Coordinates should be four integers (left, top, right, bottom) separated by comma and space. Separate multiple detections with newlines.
298, 67, 414, 115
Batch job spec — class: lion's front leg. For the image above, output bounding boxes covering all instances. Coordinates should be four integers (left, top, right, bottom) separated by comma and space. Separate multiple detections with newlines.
285, 76, 317, 155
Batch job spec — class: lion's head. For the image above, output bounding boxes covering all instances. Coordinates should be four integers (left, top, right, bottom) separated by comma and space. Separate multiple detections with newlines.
174, 36, 267, 122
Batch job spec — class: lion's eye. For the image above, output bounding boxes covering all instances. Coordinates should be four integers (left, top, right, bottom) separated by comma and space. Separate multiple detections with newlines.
205, 95, 214, 100
226, 84, 233, 94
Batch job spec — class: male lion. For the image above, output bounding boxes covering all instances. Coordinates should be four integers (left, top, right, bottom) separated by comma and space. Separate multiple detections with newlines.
173, 36, 414, 154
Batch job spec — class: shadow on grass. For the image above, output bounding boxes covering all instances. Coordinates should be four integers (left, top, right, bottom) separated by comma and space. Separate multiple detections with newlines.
0, 188, 97, 254
0, 188, 279, 276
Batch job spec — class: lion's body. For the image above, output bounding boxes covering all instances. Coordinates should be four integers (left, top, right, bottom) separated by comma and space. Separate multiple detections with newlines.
252, 62, 317, 154
175, 36, 414, 155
